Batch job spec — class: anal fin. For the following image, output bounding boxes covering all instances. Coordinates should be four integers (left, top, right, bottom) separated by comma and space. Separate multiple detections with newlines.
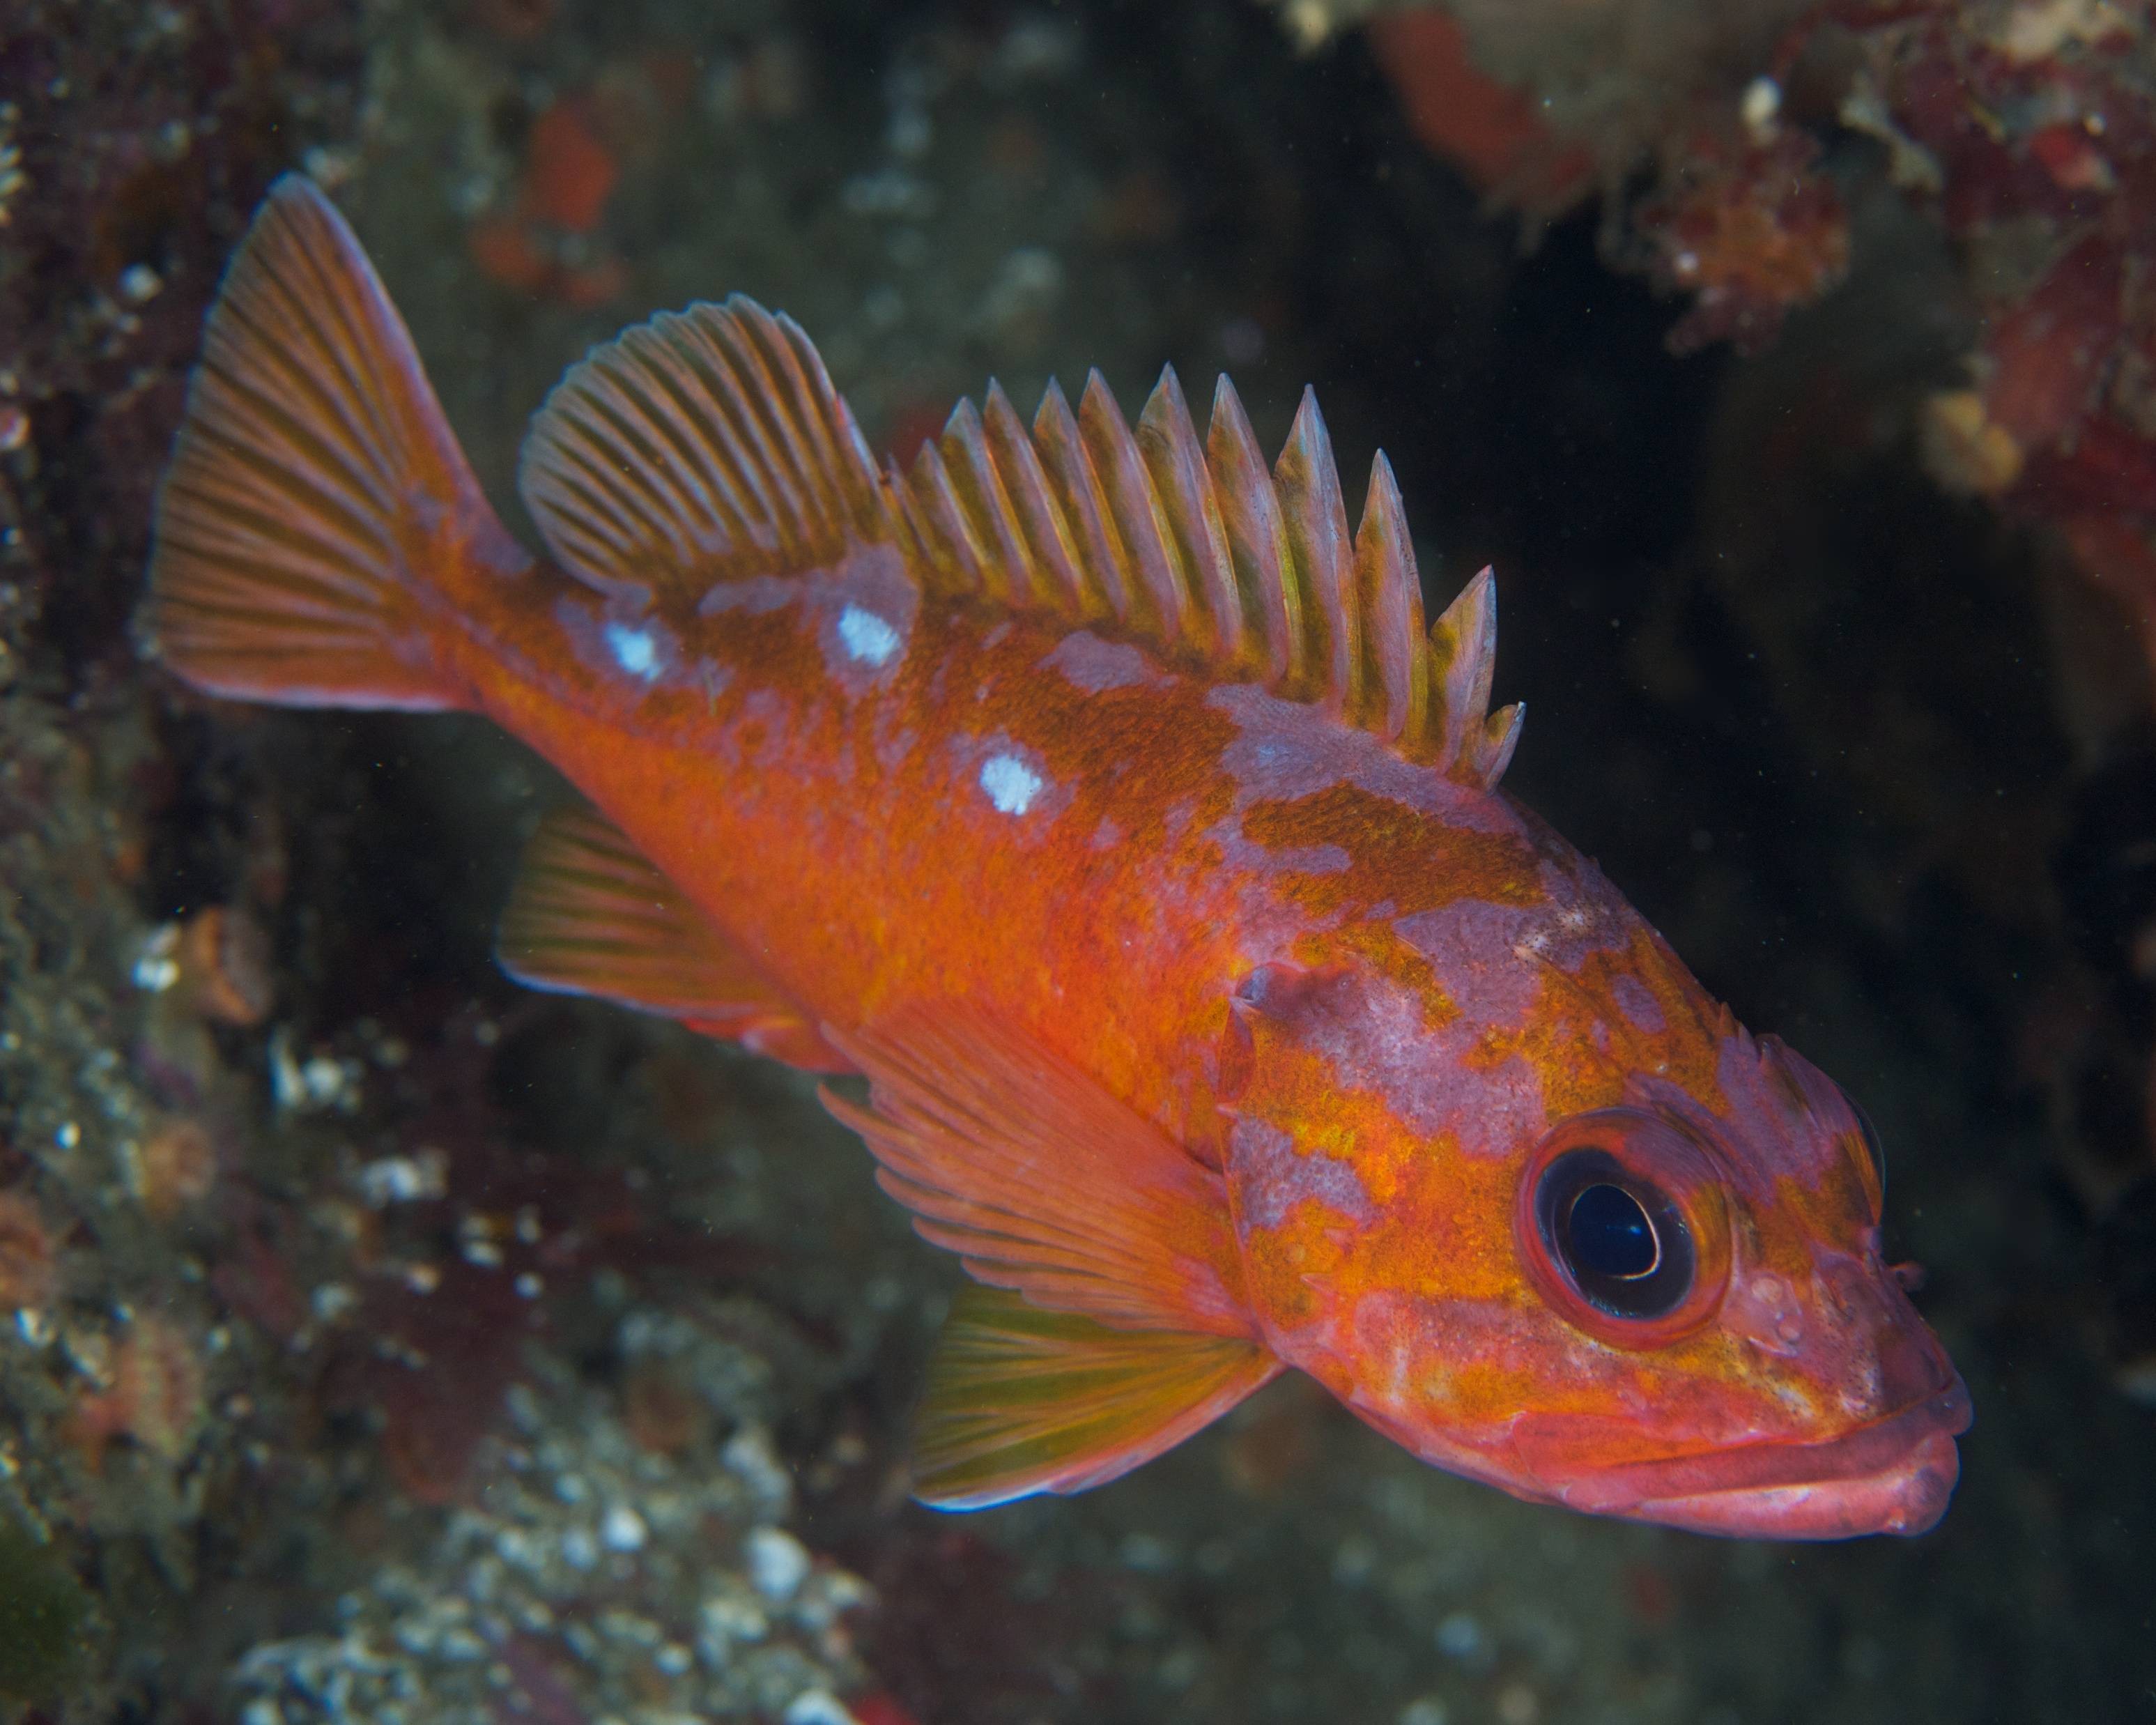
914, 1284, 1282, 1510
497, 804, 852, 1073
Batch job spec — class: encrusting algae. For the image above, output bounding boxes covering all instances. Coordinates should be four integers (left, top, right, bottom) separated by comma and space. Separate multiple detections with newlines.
143, 176, 1968, 1538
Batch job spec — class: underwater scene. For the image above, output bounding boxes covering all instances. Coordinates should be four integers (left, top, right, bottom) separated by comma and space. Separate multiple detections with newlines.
2, 0, 2154, 1719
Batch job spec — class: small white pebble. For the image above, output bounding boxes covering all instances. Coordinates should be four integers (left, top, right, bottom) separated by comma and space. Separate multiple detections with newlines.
560, 1526, 599, 1571
54, 1121, 79, 1150
747, 1526, 811, 1601
783, 1692, 858, 1725
601, 1504, 648, 1553
132, 923, 182, 992
1742, 75, 1781, 137
309, 1282, 358, 1323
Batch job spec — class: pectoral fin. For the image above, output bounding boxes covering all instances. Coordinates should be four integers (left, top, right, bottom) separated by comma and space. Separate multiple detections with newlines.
819, 1006, 1281, 1505
914, 1283, 1283, 1509
498, 804, 852, 1073
819, 1006, 1250, 1333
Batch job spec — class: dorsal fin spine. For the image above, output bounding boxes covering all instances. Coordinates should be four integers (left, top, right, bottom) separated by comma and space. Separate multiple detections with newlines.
1273, 388, 1358, 717
905, 440, 992, 599
983, 383, 1091, 617
1031, 380, 1132, 623
1206, 376, 1299, 687
1137, 368, 1245, 668
1353, 453, 1429, 747
940, 398, 1037, 608
1429, 565, 1495, 777
1079, 371, 1191, 649
1479, 702, 1526, 785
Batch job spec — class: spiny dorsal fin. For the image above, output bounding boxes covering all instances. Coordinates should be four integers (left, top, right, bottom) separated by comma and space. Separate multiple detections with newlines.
522, 291, 1518, 786
900, 369, 1521, 788
518, 297, 896, 598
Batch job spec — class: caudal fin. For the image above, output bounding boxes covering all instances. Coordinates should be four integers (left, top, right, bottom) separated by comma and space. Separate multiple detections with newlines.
145, 175, 507, 710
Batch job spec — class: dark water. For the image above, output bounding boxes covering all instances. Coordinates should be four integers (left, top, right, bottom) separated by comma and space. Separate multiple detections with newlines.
1, 1, 2151, 1721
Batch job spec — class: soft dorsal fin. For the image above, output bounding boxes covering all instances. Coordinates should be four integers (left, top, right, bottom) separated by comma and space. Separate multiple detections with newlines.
497, 803, 852, 1073
518, 293, 1520, 788
900, 371, 1524, 788
517, 298, 898, 597
909, 1284, 1282, 1510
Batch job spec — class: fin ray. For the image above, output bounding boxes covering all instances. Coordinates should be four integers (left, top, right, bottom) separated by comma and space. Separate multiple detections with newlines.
518, 298, 895, 597
146, 174, 500, 710
902, 365, 1522, 787
820, 1006, 1252, 1336
912, 1285, 1282, 1509
498, 804, 852, 1073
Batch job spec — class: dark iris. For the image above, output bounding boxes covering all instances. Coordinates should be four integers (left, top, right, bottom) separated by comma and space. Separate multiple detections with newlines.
1534, 1147, 1694, 1320
1567, 1183, 1658, 1278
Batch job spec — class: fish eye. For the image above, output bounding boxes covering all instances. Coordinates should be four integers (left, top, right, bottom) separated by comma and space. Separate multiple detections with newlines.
1534, 1148, 1695, 1321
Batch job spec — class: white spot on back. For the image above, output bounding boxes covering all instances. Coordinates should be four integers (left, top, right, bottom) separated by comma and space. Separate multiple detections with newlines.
837, 603, 901, 666
604, 622, 661, 681
979, 753, 1043, 815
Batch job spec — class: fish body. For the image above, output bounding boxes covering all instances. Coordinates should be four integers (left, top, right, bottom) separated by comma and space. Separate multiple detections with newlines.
146, 178, 1969, 1537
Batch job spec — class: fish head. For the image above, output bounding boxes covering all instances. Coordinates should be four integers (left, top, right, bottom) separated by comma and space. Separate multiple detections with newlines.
1224, 955, 1969, 1541
1486, 1028, 1970, 1538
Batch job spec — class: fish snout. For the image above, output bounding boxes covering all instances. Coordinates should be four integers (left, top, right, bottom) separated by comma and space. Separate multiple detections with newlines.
1803, 1250, 1961, 1427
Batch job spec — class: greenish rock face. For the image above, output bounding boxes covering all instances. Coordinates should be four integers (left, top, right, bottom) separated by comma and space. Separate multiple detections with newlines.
0, 1519, 93, 1699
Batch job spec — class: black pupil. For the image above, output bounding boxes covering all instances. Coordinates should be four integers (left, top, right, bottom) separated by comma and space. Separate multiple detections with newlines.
1534, 1146, 1695, 1321
1566, 1183, 1658, 1278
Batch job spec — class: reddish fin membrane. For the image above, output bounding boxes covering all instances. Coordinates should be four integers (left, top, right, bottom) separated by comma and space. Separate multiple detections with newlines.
146, 176, 499, 710
911, 1284, 1282, 1510
517, 298, 896, 598
820, 1006, 1252, 1335
498, 804, 852, 1073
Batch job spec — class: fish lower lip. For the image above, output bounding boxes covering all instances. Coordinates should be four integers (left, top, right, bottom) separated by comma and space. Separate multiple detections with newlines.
1553, 1374, 1973, 1539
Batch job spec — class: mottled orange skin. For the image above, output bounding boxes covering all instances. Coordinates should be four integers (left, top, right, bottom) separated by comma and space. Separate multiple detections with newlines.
422, 517, 1966, 1537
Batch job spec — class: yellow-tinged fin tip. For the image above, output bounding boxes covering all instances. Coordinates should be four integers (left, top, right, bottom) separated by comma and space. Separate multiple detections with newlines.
913, 1284, 1283, 1510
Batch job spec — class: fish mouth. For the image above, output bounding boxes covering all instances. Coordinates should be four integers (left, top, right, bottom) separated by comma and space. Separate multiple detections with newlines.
1541, 1373, 1973, 1540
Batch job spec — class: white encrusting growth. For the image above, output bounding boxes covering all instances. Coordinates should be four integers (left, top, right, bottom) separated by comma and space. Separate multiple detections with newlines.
837, 602, 901, 666
604, 622, 661, 681
979, 753, 1043, 815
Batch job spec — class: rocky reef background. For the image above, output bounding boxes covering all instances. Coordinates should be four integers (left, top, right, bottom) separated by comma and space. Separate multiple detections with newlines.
1, 1, 2152, 1722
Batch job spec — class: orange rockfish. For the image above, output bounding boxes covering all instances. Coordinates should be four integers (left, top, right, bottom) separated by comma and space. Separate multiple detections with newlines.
146, 178, 1969, 1538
